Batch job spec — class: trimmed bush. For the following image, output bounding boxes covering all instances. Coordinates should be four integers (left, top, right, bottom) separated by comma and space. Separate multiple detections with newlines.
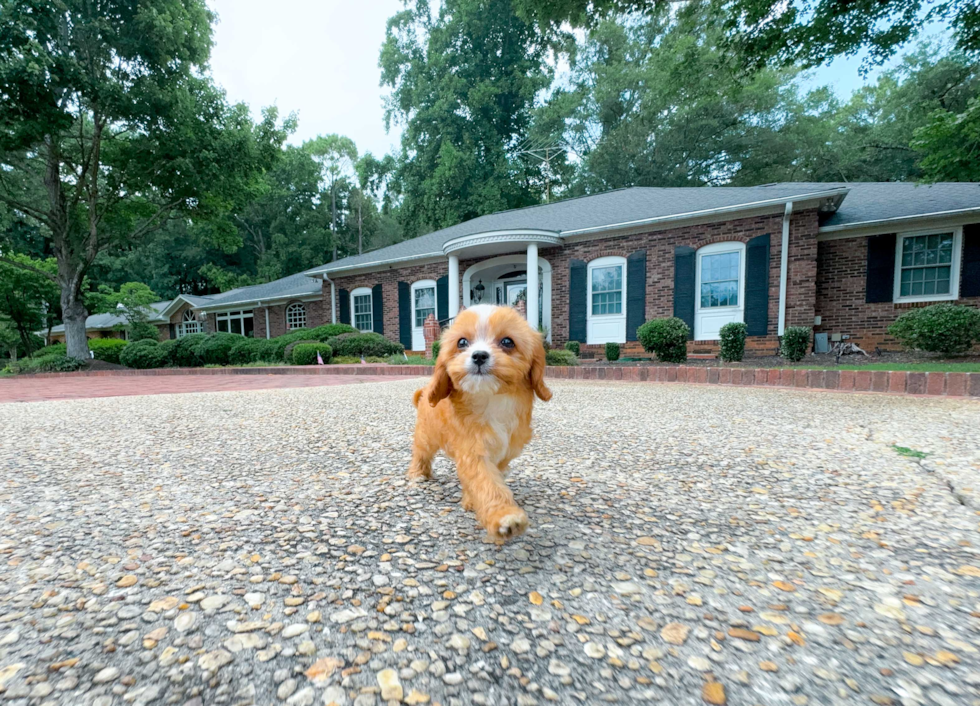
291, 343, 333, 366
307, 323, 357, 341
546, 349, 578, 366
719, 322, 747, 362
780, 326, 812, 362
87, 338, 128, 364
193, 332, 243, 366
326, 332, 404, 358
120, 339, 169, 369
888, 303, 980, 356
637, 317, 689, 363
128, 321, 160, 342
605, 341, 620, 361
168, 333, 209, 367
35, 342, 67, 357
431, 340, 441, 360
284, 339, 317, 363
564, 340, 580, 355
5, 354, 85, 374
330, 355, 361, 364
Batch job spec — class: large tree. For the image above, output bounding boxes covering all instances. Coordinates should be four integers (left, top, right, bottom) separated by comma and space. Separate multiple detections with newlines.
0, 0, 287, 359
380, 0, 557, 236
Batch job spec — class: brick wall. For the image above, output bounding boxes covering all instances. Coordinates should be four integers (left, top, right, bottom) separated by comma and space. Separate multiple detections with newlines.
253, 298, 331, 339
815, 230, 980, 350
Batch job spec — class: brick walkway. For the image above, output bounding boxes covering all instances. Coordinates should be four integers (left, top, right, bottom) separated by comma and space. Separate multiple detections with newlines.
0, 373, 408, 403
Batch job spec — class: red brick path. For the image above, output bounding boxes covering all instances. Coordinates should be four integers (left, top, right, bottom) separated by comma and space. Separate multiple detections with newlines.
0, 373, 406, 404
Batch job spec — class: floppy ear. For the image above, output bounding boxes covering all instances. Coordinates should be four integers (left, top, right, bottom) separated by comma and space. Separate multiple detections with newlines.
428, 352, 454, 406
529, 333, 552, 402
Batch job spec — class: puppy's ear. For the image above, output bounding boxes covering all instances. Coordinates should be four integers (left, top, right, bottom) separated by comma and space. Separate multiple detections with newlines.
428, 351, 453, 406
529, 333, 552, 402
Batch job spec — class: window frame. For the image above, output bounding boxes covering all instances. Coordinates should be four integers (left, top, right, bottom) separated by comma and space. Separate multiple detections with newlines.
587, 256, 627, 319
175, 309, 203, 339
215, 309, 254, 337
350, 287, 374, 333
893, 227, 962, 303
285, 302, 307, 330
411, 279, 438, 329
696, 242, 745, 312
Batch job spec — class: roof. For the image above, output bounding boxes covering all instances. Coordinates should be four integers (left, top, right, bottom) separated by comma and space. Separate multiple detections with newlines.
47, 300, 174, 334
192, 271, 321, 310
309, 182, 980, 274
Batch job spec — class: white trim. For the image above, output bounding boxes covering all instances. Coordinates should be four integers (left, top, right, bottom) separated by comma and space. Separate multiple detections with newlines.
778, 202, 792, 336
443, 229, 562, 254
818, 207, 980, 234
285, 302, 307, 330
587, 256, 627, 344
309, 252, 445, 276
695, 241, 746, 341
214, 309, 254, 336
526, 243, 539, 329
351, 287, 373, 333
264, 307, 271, 339
447, 255, 460, 318
196, 293, 321, 312
892, 227, 962, 303
462, 254, 552, 340
410, 279, 438, 351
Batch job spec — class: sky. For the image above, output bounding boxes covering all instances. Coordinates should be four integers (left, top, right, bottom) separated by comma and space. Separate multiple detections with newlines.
207, 2, 951, 158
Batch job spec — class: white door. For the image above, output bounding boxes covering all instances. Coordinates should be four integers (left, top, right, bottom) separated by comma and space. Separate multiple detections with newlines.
587, 256, 626, 344
411, 280, 437, 351
506, 281, 527, 306
695, 242, 745, 340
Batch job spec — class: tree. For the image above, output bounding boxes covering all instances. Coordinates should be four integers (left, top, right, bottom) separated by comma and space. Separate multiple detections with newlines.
914, 94, 980, 181
0, 253, 59, 355
380, 0, 557, 235
0, 0, 289, 359
0, 317, 19, 361
304, 135, 358, 261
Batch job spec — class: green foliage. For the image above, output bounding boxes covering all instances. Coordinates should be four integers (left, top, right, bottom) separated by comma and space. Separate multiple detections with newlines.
913, 93, 980, 182
431, 341, 441, 360
637, 318, 689, 363
326, 332, 404, 358
35, 343, 68, 357
386, 354, 436, 366
228, 338, 279, 365
307, 324, 358, 341
4, 354, 86, 374
128, 321, 161, 342
546, 349, 579, 366
604, 342, 620, 361
0, 255, 59, 357
719, 322, 747, 362
330, 356, 362, 365
364, 356, 388, 363
291, 343, 333, 366
564, 341, 581, 355
892, 445, 930, 459
194, 333, 243, 366
780, 327, 812, 362
119, 340, 169, 369
88, 338, 129, 365
0, 318, 19, 358
888, 304, 980, 356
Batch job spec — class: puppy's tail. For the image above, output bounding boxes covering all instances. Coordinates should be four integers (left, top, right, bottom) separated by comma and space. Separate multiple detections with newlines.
412, 388, 424, 408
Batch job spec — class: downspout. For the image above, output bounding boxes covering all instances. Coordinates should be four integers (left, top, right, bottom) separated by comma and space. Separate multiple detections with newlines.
778, 201, 793, 337
322, 274, 337, 324
259, 301, 270, 339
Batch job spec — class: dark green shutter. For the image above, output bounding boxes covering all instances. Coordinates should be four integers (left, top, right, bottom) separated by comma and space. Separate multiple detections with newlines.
338, 289, 350, 325
866, 233, 896, 303
372, 284, 384, 334
673, 247, 696, 340
568, 259, 587, 343
436, 275, 448, 323
745, 233, 770, 337
168, 323, 176, 339
962, 224, 980, 298
398, 281, 412, 349
626, 250, 646, 341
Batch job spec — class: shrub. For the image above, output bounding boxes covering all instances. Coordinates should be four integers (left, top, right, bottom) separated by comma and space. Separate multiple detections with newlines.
719, 322, 747, 362
229, 338, 280, 365
34, 342, 67, 357
307, 323, 357, 341
6, 354, 86, 374
326, 332, 404, 358
284, 340, 318, 363
386, 354, 435, 366
564, 341, 580, 355
330, 355, 361, 364
120, 339, 169, 369
127, 321, 160, 342
780, 326, 812, 362
888, 303, 980, 356
604, 342, 620, 362
431, 340, 441, 360
637, 317, 690, 363
168, 333, 209, 367
546, 349, 578, 366
291, 343, 333, 366
193, 332, 243, 366
87, 338, 129, 364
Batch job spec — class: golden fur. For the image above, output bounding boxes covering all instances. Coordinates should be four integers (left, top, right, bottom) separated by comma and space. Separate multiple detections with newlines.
408, 305, 551, 542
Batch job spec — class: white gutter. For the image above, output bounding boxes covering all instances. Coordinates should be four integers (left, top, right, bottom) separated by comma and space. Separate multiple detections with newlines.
307, 251, 444, 277
259, 302, 270, 339
778, 202, 792, 337
195, 293, 321, 312
322, 273, 337, 324
817, 206, 980, 233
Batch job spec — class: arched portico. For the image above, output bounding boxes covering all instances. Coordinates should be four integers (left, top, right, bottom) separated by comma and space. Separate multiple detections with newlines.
461, 254, 553, 338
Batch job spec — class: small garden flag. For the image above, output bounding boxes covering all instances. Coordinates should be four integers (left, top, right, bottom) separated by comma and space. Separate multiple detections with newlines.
316, 352, 324, 365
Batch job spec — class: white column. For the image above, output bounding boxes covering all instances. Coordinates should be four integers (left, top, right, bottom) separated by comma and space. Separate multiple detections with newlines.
448, 254, 460, 318
330, 280, 337, 324
526, 243, 539, 329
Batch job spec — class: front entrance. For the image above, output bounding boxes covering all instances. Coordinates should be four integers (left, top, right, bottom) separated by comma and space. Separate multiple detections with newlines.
462, 255, 552, 340
694, 241, 745, 340
411, 280, 437, 351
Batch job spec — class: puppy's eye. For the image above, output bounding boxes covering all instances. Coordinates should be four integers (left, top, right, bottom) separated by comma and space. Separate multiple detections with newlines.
457, 338, 469, 350
500, 337, 515, 349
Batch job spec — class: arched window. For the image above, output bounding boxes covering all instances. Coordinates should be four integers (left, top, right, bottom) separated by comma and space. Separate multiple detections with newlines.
176, 309, 203, 339
286, 302, 307, 330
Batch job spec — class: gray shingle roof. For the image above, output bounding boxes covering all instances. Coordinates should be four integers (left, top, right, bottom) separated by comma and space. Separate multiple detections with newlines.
193, 271, 322, 310
47, 300, 175, 334
310, 182, 980, 274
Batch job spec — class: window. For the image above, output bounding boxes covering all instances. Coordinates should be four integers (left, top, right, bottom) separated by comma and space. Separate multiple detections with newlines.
215, 310, 254, 337
412, 281, 436, 327
590, 264, 623, 315
285, 302, 307, 330
895, 230, 961, 302
351, 288, 373, 332
699, 251, 740, 308
176, 309, 203, 339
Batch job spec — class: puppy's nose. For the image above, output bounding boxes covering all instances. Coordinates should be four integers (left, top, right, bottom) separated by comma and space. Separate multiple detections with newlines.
471, 350, 490, 367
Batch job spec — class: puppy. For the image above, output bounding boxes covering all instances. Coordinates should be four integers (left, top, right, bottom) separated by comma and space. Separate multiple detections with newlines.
409, 304, 551, 542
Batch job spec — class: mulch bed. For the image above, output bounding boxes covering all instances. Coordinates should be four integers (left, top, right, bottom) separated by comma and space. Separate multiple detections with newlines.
579, 351, 980, 367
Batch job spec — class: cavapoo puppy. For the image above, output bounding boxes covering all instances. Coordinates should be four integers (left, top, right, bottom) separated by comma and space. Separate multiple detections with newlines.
409, 304, 551, 542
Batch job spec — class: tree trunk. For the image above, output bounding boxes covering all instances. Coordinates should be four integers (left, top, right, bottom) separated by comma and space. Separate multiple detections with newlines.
331, 181, 338, 261
58, 262, 89, 361
358, 200, 363, 255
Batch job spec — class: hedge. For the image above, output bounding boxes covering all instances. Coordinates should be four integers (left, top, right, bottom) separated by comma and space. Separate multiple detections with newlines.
291, 343, 333, 365
637, 317, 689, 363
119, 339, 169, 369
546, 349, 578, 366
3, 354, 85, 374
193, 332, 242, 365
326, 332, 404, 358
888, 303, 980, 356
87, 338, 129, 364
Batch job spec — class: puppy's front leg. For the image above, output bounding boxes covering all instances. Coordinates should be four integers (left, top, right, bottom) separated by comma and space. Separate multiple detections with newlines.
456, 455, 528, 543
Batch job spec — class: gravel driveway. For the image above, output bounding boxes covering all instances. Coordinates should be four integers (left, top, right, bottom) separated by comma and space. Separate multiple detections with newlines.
1, 379, 979, 706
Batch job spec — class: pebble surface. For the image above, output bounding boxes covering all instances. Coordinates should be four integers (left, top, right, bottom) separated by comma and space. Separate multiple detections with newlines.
1, 379, 979, 706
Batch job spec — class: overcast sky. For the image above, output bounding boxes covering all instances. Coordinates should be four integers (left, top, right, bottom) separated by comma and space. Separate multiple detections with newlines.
207, 2, 948, 160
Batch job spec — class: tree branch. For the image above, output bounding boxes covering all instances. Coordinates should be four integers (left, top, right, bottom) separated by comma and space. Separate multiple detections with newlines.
0, 189, 55, 228
0, 254, 58, 283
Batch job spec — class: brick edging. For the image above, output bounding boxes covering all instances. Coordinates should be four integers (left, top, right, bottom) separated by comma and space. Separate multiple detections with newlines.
14, 364, 979, 397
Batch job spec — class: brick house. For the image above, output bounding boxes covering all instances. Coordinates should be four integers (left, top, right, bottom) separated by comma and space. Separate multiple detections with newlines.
48, 182, 980, 355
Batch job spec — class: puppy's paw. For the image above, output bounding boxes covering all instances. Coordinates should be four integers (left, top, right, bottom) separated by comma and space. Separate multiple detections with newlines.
460, 492, 475, 512
406, 463, 432, 481
491, 510, 528, 543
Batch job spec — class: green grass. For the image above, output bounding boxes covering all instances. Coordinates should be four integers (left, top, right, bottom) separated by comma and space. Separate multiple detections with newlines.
892, 445, 930, 459
782, 362, 980, 372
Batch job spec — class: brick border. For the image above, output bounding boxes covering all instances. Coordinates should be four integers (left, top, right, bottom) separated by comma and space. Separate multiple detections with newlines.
16, 364, 980, 397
